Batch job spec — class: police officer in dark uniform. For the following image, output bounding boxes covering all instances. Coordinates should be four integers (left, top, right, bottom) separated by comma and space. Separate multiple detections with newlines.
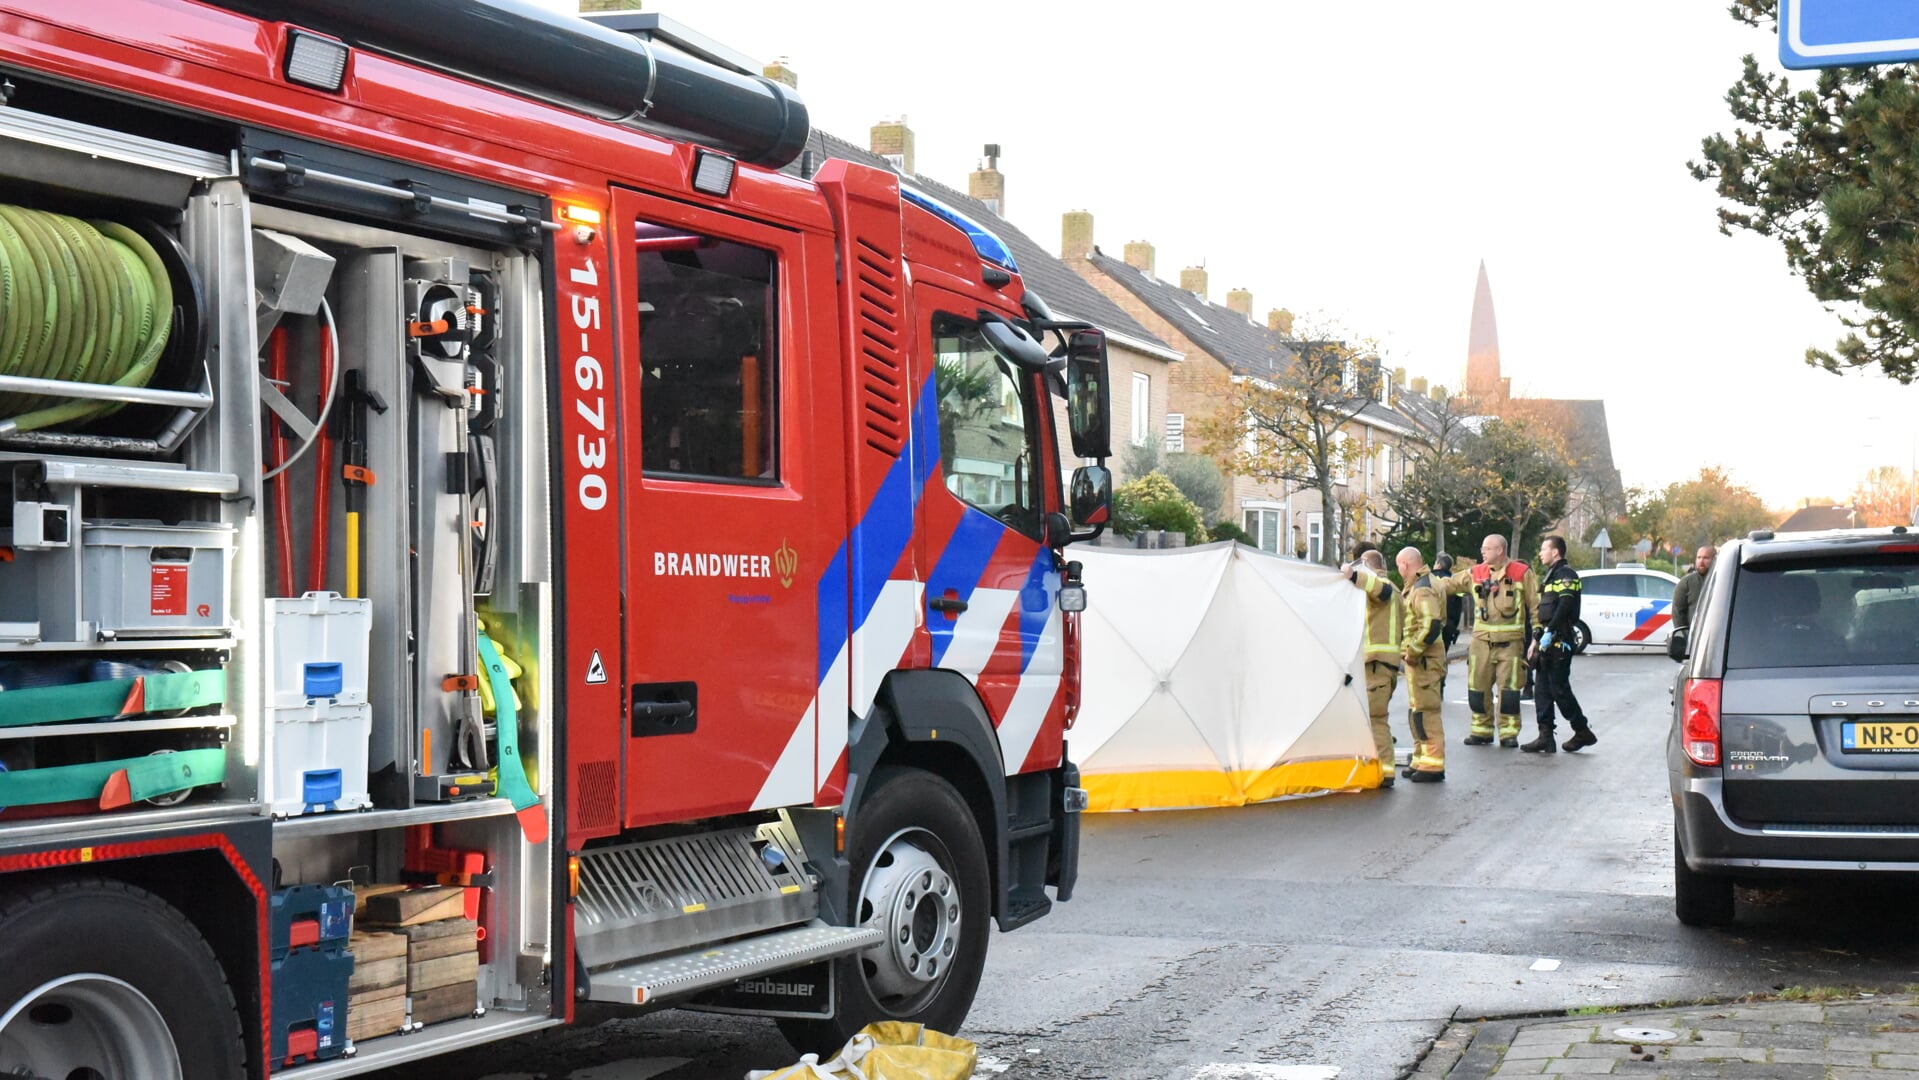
1522, 534, 1596, 753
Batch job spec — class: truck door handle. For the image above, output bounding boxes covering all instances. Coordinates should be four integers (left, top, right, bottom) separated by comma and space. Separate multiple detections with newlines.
930, 596, 968, 615
632, 681, 698, 737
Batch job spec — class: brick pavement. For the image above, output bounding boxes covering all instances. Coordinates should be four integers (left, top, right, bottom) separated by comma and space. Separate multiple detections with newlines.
1428, 996, 1919, 1078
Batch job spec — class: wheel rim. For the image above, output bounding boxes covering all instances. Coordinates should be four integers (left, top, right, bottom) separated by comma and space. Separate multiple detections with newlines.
856, 828, 962, 1011
0, 974, 183, 1080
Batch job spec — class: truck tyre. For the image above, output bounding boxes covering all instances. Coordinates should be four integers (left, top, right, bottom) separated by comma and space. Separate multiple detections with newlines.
780, 767, 990, 1055
0, 876, 246, 1079
1673, 827, 1734, 927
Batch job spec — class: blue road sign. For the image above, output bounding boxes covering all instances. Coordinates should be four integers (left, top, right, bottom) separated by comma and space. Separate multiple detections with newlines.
1780, 0, 1919, 69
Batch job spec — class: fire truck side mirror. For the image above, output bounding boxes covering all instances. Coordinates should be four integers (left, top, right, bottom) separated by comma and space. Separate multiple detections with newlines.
1065, 329, 1110, 461
980, 318, 1051, 373
1069, 465, 1112, 544
1043, 511, 1072, 549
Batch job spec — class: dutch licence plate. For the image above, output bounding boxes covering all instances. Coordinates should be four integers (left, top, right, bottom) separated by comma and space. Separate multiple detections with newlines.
1841, 721, 1919, 752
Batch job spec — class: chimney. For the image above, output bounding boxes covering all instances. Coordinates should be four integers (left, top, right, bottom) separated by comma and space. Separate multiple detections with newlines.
1061, 211, 1094, 260
1432, 384, 1450, 402
1411, 376, 1429, 396
1123, 241, 1155, 275
869, 117, 915, 175
969, 144, 1004, 215
1226, 289, 1253, 317
1267, 308, 1294, 335
1179, 266, 1208, 300
1392, 367, 1406, 388
763, 57, 799, 88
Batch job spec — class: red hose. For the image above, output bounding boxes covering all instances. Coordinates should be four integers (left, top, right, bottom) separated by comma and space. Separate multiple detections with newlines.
267, 328, 295, 598
308, 320, 336, 593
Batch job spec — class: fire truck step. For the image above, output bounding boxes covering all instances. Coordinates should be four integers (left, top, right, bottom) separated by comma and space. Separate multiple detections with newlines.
573, 822, 814, 969
581, 921, 883, 1007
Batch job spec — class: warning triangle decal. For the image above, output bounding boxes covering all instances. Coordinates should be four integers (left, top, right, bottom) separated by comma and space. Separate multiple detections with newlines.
585, 650, 608, 685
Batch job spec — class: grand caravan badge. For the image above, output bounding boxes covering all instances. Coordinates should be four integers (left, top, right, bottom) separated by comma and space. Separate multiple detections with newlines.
654, 539, 799, 589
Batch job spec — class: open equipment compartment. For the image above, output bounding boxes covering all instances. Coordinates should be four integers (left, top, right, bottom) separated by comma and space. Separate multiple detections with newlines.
0, 82, 255, 820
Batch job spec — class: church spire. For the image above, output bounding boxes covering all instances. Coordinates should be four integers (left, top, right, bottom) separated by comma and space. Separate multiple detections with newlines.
1466, 260, 1508, 402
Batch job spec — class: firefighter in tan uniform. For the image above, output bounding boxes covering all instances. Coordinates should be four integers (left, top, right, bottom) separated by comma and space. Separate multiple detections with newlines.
1394, 546, 1448, 782
1342, 549, 1402, 788
1446, 534, 1537, 747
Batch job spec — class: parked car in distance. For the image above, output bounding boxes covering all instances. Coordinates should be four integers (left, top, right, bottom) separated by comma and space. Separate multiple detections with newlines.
1668, 526, 1919, 926
1573, 567, 1679, 651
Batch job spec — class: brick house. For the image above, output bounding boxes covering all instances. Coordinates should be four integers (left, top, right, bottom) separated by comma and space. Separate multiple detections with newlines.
1066, 230, 1421, 561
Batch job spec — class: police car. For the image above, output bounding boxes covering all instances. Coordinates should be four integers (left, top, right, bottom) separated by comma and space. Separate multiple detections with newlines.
1571, 567, 1679, 651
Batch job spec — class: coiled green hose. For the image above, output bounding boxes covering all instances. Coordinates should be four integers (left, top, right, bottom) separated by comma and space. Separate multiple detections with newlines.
0, 204, 172, 432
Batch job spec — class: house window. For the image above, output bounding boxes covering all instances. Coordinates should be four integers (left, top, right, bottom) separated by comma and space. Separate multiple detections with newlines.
1307, 513, 1324, 563
1243, 506, 1281, 553
1131, 371, 1151, 445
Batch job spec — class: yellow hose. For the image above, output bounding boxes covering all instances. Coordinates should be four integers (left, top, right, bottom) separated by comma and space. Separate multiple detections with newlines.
0, 204, 171, 430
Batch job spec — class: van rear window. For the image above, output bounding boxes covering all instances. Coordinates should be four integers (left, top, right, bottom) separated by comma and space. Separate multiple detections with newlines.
1727, 554, 1919, 668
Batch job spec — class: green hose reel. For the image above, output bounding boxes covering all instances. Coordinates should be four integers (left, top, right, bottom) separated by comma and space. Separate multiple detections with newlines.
0, 203, 174, 431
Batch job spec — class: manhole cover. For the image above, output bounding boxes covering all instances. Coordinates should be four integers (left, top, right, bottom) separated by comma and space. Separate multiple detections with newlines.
1612, 1027, 1679, 1043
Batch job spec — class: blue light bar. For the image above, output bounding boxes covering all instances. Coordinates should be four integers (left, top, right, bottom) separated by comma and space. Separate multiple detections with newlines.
900, 189, 1019, 273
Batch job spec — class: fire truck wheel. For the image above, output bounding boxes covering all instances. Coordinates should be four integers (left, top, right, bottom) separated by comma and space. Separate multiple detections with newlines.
779, 766, 990, 1054
0, 876, 246, 1079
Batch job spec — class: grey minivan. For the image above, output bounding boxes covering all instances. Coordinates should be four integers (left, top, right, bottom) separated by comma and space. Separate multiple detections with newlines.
1668, 527, 1919, 926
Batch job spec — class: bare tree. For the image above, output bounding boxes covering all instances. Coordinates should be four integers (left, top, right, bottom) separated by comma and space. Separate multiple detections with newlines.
1193, 318, 1382, 566
1388, 389, 1477, 555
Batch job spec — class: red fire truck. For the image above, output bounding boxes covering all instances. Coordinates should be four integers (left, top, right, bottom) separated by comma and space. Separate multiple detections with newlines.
0, 1, 1112, 1075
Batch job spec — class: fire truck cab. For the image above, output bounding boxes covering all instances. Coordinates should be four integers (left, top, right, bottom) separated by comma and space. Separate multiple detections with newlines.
0, 1, 1111, 1075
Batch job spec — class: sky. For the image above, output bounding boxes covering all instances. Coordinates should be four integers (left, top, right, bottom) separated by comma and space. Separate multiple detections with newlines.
555, 0, 1919, 511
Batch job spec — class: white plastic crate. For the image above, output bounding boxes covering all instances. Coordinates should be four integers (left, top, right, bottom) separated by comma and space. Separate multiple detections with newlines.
267, 701, 373, 818
264, 592, 371, 709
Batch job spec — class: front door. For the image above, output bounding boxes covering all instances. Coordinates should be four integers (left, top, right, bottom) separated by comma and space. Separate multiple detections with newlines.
611, 187, 845, 826
913, 290, 1065, 775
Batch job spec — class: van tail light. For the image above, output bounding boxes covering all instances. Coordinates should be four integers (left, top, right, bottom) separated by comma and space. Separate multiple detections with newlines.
1682, 677, 1722, 766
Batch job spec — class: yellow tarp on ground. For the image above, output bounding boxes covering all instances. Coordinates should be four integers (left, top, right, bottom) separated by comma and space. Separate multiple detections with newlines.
1072, 543, 1379, 810
749, 1022, 975, 1080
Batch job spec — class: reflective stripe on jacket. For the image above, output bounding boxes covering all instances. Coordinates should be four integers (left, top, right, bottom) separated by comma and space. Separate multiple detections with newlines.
1352, 566, 1402, 665
1402, 571, 1446, 662
1537, 561, 1582, 639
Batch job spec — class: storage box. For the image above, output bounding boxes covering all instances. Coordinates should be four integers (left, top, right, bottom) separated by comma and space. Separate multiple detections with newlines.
270, 944, 352, 1066
80, 520, 232, 637
264, 593, 372, 709
267, 701, 373, 817
270, 884, 355, 961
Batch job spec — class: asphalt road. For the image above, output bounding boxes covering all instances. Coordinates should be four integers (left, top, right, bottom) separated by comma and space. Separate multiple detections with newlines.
385, 649, 1919, 1080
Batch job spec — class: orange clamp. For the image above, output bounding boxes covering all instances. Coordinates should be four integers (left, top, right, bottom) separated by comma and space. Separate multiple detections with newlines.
442, 674, 479, 692
342, 464, 375, 485
408, 318, 451, 338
